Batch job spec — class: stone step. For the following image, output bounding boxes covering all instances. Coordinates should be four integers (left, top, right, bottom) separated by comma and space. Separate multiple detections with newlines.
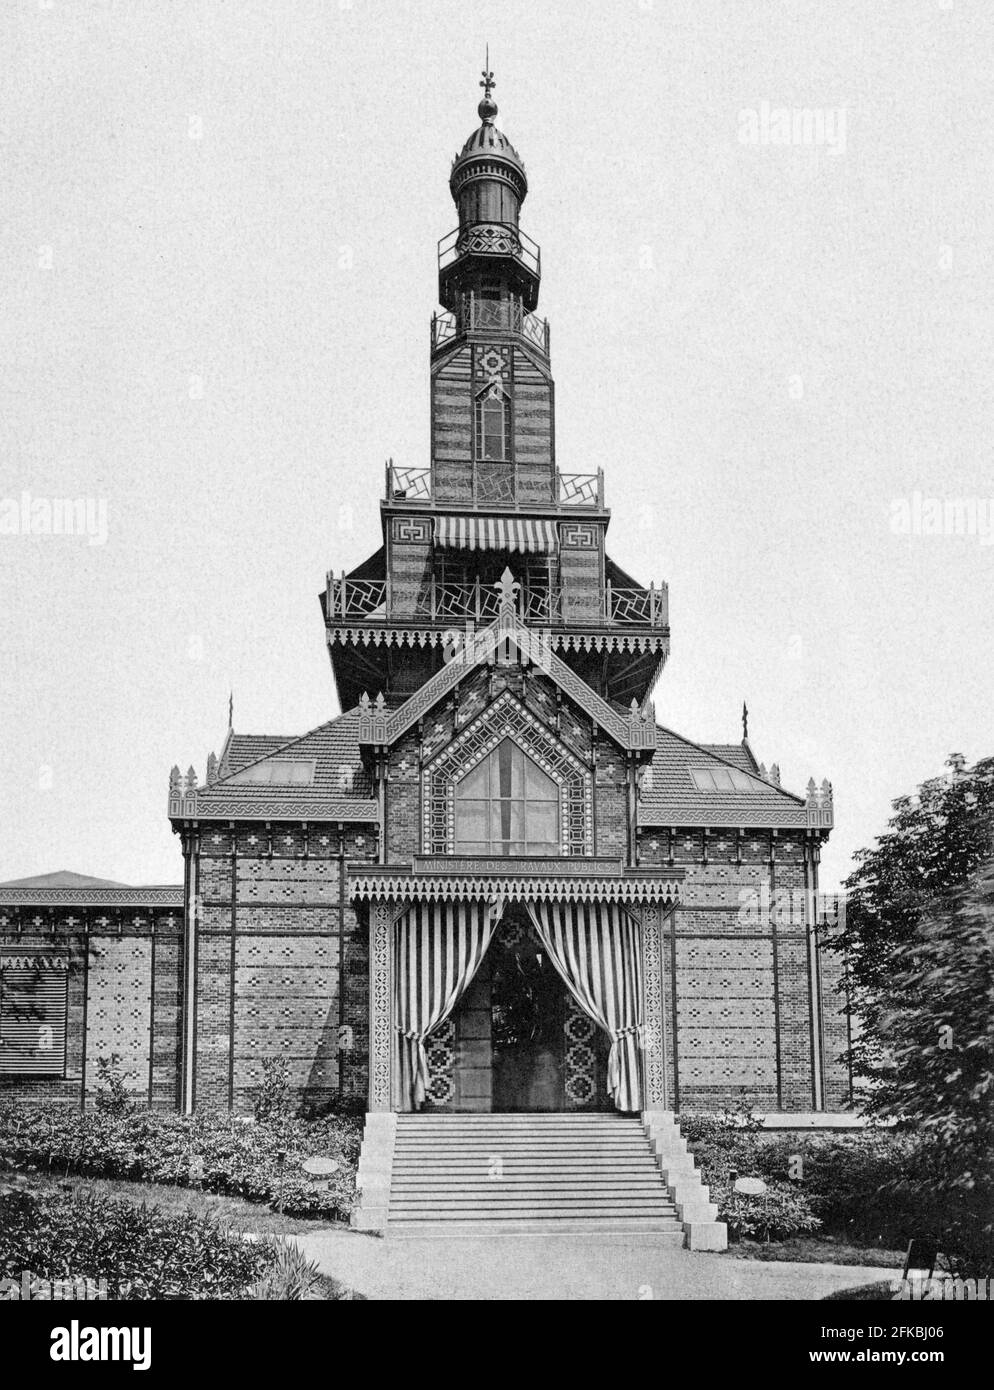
389, 1204, 681, 1218
393, 1162, 662, 1175
392, 1184, 672, 1195
386, 1220, 687, 1238
397, 1139, 653, 1150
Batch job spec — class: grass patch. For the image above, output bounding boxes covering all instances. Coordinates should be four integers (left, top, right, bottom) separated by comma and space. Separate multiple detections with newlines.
21, 1172, 341, 1237
823, 1281, 901, 1301
726, 1235, 905, 1268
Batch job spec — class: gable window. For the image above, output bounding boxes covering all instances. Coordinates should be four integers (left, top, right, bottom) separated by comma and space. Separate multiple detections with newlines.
454, 739, 560, 856
0, 963, 68, 1077
475, 387, 509, 461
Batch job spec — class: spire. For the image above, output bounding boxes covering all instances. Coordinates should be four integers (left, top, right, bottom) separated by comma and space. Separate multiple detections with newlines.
742, 701, 749, 742
479, 47, 497, 121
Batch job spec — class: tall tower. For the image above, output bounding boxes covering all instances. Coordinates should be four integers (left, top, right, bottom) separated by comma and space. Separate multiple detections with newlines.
323, 69, 670, 711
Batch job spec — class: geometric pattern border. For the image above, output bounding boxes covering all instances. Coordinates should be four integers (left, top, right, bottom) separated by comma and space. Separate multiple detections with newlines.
422, 690, 592, 857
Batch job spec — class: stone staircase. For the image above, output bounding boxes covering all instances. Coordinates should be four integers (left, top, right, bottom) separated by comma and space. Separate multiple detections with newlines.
352, 1111, 726, 1247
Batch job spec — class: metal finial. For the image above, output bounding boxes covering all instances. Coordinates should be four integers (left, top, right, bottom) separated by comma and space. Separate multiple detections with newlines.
228, 690, 234, 731
742, 701, 749, 741
480, 46, 495, 101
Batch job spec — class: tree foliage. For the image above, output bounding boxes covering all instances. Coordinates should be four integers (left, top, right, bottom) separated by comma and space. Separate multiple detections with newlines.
829, 755, 994, 1273
833, 754, 994, 1076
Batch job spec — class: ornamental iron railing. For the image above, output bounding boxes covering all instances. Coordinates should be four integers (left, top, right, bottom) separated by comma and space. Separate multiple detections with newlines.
438, 222, 542, 279
328, 574, 668, 629
385, 461, 604, 508
431, 295, 550, 355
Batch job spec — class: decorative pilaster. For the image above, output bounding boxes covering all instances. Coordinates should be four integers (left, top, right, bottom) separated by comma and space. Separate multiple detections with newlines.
368, 898, 394, 1111
639, 900, 668, 1110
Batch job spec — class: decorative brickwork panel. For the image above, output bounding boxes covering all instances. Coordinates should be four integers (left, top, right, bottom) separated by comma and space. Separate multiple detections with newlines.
818, 923, 853, 1109
236, 856, 343, 904
84, 940, 152, 1096
424, 1017, 455, 1106
563, 996, 601, 1108
675, 937, 776, 1090
776, 933, 817, 1110
392, 516, 431, 544
232, 936, 340, 1106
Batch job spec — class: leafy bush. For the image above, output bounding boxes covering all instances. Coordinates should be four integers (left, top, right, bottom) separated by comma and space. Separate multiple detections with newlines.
681, 1112, 927, 1248
248, 1240, 324, 1301
709, 1180, 821, 1242
253, 1057, 294, 1127
0, 1188, 275, 1300
0, 1102, 361, 1222
93, 1055, 133, 1117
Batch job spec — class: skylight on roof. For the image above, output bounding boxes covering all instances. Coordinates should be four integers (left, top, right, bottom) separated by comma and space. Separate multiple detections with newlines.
690, 767, 764, 793
227, 759, 316, 787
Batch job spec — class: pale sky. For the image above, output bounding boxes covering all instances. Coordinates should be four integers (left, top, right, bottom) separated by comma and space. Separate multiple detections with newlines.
1, 0, 991, 892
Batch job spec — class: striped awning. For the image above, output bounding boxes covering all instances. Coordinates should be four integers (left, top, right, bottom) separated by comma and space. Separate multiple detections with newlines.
435, 515, 558, 553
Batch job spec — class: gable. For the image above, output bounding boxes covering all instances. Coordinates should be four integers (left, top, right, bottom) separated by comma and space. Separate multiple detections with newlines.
357, 602, 656, 754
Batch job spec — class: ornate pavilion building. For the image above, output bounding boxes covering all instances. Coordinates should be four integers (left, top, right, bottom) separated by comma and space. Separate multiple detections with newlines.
1, 73, 847, 1241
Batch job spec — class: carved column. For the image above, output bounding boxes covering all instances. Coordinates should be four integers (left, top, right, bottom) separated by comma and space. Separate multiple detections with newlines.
639, 899, 669, 1111
368, 897, 394, 1112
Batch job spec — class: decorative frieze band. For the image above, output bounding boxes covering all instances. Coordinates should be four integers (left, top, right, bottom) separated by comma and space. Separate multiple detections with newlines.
327, 626, 668, 656
167, 795, 379, 823
0, 887, 185, 908
349, 873, 680, 906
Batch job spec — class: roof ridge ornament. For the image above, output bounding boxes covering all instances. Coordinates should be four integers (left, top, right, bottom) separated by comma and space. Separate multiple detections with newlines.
478, 47, 497, 122
495, 567, 520, 616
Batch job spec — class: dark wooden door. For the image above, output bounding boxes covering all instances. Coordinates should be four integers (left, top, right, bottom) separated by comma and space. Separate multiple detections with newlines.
490, 917, 566, 1112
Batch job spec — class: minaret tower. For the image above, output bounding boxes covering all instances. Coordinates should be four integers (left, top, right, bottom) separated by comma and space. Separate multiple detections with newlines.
323, 67, 669, 710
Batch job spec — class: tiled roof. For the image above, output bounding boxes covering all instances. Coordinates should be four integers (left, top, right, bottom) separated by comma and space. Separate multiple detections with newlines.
701, 744, 757, 773
0, 870, 129, 888
219, 735, 300, 777
202, 710, 372, 801
641, 726, 809, 828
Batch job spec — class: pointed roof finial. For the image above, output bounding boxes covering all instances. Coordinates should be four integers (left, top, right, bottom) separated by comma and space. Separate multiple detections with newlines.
478, 47, 497, 122
742, 700, 749, 742
228, 690, 234, 731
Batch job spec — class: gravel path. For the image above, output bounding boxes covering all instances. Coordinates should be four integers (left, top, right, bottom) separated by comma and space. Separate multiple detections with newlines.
295, 1229, 898, 1301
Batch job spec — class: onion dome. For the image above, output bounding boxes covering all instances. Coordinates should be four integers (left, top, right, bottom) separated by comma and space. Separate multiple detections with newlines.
449, 67, 528, 223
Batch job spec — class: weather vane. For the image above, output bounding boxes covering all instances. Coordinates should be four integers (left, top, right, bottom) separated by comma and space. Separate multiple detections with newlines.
480, 45, 495, 101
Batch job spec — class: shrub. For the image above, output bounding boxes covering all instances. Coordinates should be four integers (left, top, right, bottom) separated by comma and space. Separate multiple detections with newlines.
248, 1240, 324, 1300
93, 1055, 133, 1117
0, 1101, 361, 1222
710, 1179, 821, 1243
253, 1057, 294, 1128
0, 1188, 275, 1300
681, 1111, 930, 1249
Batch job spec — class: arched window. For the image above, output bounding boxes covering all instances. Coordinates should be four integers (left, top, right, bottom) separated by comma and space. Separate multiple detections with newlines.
475, 386, 508, 461
454, 739, 560, 856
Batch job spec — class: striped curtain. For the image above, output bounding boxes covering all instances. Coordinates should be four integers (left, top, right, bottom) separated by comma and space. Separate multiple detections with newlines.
394, 898, 502, 1110
525, 901, 644, 1113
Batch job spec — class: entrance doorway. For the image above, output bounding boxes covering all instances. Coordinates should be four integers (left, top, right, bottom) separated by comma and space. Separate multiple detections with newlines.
491, 911, 566, 1111
426, 905, 610, 1113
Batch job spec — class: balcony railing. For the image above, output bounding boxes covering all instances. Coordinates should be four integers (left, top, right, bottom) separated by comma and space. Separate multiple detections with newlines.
327, 575, 667, 629
385, 461, 605, 509
438, 222, 541, 279
432, 294, 550, 355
